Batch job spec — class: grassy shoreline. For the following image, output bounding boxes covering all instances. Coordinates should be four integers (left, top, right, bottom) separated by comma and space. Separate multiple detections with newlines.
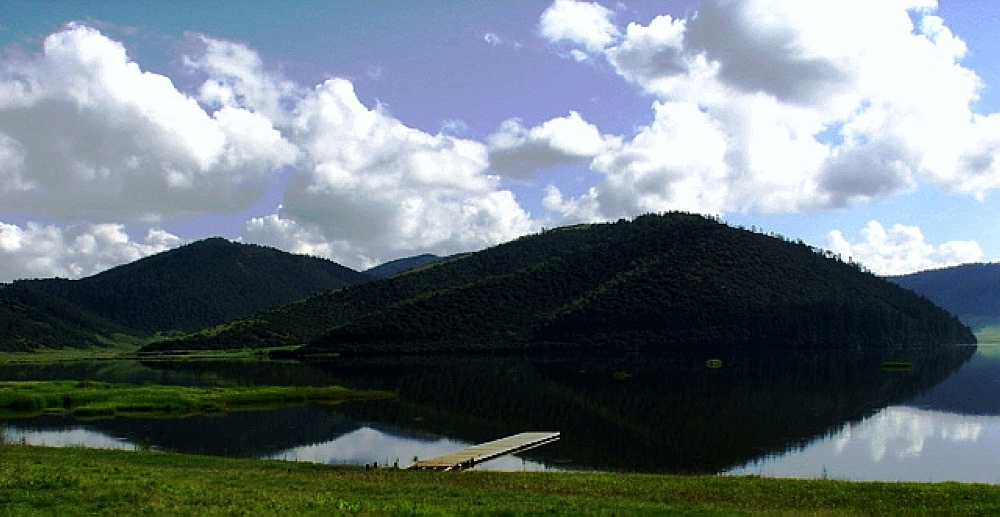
0, 380, 394, 419
1, 445, 998, 514
0, 346, 303, 365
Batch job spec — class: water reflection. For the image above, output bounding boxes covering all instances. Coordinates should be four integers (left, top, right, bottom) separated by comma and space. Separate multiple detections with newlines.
315, 346, 975, 474
2, 345, 992, 481
266, 426, 556, 471
1, 418, 554, 471
3, 426, 135, 451
729, 407, 1000, 483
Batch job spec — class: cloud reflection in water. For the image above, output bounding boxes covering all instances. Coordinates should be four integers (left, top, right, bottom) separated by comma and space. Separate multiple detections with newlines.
729, 406, 1000, 483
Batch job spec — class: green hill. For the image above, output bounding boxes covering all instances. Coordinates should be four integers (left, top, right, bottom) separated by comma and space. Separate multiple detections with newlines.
12, 238, 371, 336
0, 285, 131, 351
887, 263, 1000, 331
147, 213, 974, 354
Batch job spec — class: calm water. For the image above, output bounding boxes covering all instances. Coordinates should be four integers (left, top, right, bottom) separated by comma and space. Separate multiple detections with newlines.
2, 344, 997, 482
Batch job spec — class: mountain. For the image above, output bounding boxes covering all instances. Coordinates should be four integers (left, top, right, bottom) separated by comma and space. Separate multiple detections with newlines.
887, 263, 1000, 330
12, 238, 372, 335
363, 254, 450, 279
0, 285, 131, 351
147, 213, 974, 354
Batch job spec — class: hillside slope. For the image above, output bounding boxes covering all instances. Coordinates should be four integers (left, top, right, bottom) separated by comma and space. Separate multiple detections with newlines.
148, 213, 974, 354
14, 238, 371, 334
888, 263, 1000, 330
0, 285, 130, 351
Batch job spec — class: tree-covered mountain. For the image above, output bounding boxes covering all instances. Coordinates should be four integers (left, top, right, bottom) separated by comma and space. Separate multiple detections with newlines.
0, 285, 131, 351
887, 263, 1000, 330
11, 238, 372, 336
148, 213, 974, 354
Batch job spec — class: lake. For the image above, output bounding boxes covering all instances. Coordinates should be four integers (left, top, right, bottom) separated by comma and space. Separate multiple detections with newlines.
2, 344, 997, 483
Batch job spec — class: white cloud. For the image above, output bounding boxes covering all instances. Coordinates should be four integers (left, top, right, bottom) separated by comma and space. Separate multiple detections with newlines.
6, 4, 999, 279
243, 213, 338, 262
0, 24, 298, 222
0, 25, 542, 276
0, 221, 182, 280
184, 34, 302, 126
244, 78, 538, 270
538, 0, 1000, 221
487, 111, 619, 178
538, 0, 620, 55
826, 220, 983, 275
184, 41, 542, 268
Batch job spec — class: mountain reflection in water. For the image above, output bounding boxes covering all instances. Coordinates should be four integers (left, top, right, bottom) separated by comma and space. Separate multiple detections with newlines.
2, 344, 990, 481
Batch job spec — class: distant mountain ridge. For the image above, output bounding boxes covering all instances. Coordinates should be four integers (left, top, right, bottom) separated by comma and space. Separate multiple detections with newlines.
888, 263, 1000, 330
363, 254, 449, 279
4, 238, 371, 349
149, 213, 975, 355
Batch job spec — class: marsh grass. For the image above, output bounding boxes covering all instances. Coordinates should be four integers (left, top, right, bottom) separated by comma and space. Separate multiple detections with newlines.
1, 445, 998, 515
0, 380, 394, 419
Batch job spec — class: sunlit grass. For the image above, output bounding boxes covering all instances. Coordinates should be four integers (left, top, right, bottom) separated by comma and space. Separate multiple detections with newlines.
0, 380, 394, 419
0, 445, 997, 515
0, 346, 301, 365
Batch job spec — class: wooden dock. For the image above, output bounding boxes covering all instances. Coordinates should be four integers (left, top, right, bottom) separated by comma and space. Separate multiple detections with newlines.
409, 432, 560, 470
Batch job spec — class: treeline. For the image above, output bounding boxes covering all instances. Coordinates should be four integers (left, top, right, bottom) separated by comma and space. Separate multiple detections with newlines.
150, 213, 974, 354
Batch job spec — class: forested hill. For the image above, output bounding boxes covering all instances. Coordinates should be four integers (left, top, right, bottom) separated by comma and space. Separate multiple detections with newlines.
888, 263, 1000, 330
148, 213, 974, 354
13, 238, 372, 334
0, 285, 131, 352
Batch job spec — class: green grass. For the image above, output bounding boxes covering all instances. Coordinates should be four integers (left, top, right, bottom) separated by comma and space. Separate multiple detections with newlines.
0, 380, 394, 419
0, 348, 134, 365
0, 346, 302, 365
0, 445, 997, 515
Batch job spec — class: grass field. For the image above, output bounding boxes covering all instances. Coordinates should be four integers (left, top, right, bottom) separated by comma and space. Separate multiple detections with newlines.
1, 445, 998, 515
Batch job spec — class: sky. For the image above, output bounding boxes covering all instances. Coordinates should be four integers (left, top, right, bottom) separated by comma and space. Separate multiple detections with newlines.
2, 0, 1000, 281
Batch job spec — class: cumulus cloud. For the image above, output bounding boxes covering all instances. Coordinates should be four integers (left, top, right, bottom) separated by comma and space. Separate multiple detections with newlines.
487, 111, 619, 178
7, 3, 1000, 280
539, 0, 620, 56
183, 33, 302, 126
243, 212, 336, 261
184, 40, 541, 268
537, 0, 1000, 221
243, 78, 538, 270
0, 221, 182, 280
0, 25, 539, 276
0, 23, 298, 222
826, 220, 983, 275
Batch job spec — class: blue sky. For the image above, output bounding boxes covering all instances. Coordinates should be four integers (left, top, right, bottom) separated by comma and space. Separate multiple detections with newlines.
1, 0, 999, 280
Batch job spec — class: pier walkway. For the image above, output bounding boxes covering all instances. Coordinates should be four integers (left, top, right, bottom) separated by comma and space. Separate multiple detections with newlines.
409, 432, 560, 470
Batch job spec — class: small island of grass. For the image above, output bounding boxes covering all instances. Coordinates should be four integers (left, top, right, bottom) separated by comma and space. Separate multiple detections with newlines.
0, 380, 394, 419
